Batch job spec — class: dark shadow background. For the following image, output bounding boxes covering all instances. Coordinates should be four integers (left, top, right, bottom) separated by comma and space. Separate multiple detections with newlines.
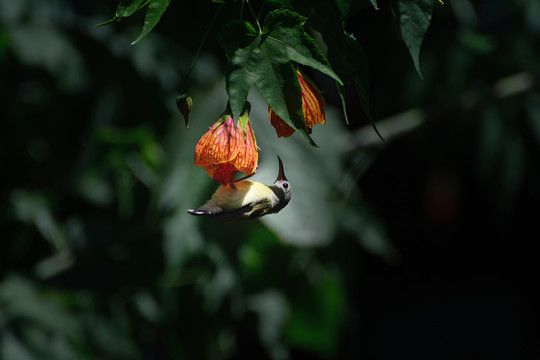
1, 0, 539, 359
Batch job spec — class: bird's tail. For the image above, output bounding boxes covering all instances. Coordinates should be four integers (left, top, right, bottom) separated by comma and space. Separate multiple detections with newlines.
187, 209, 211, 216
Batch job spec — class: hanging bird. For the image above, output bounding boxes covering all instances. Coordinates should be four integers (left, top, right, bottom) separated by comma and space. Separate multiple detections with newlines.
187, 156, 292, 221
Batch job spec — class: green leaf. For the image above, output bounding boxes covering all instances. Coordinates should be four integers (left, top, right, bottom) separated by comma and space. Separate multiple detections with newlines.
336, 33, 383, 139
238, 102, 252, 132
96, 0, 146, 27
393, 0, 435, 78
336, 0, 377, 19
328, 33, 371, 121
218, 9, 341, 146
258, 62, 317, 146
116, 0, 146, 18
217, 20, 258, 122
263, 11, 341, 83
131, 0, 171, 45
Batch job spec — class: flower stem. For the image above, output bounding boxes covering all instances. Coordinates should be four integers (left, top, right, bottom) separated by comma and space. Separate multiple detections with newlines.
245, 0, 261, 33
181, 3, 223, 91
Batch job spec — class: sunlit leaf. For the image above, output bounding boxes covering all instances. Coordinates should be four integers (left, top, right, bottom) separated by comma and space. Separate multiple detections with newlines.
262, 10, 340, 82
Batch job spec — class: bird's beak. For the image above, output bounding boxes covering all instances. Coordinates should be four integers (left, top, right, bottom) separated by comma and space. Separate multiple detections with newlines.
276, 155, 287, 182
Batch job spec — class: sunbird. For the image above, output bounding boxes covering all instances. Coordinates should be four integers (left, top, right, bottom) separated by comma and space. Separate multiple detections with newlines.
187, 156, 292, 221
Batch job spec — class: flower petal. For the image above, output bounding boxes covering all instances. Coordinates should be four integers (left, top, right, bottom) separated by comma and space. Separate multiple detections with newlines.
268, 105, 296, 138
195, 117, 242, 167
233, 121, 259, 175
204, 162, 238, 185
194, 125, 214, 166
298, 73, 326, 129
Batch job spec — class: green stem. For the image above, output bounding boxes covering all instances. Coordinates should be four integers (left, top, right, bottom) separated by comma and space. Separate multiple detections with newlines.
139, 0, 151, 11
257, 0, 266, 23
181, 4, 223, 91
240, 0, 245, 20
245, 0, 262, 33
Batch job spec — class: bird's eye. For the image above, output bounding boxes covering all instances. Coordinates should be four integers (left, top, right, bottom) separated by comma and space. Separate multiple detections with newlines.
283, 182, 289, 189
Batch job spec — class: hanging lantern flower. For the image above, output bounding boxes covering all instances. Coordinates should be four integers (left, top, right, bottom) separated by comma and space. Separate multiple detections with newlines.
194, 104, 258, 185
268, 70, 326, 137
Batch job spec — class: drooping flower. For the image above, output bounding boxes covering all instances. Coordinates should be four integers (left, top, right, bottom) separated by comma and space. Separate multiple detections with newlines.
194, 108, 258, 185
268, 70, 326, 137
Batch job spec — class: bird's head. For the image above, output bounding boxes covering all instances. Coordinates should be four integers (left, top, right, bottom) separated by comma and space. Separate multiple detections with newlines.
270, 156, 292, 212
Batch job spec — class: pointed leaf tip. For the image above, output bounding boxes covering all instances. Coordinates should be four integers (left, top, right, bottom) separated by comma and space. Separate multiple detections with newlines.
394, 0, 435, 78
131, 0, 171, 45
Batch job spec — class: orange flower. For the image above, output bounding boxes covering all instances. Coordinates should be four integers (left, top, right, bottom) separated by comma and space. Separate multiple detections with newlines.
268, 71, 326, 137
194, 113, 258, 185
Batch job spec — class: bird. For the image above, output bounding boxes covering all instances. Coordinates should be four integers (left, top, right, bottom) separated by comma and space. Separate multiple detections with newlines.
187, 156, 292, 221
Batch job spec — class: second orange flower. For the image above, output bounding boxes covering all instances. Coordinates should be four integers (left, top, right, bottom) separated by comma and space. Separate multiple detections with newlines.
268, 70, 326, 137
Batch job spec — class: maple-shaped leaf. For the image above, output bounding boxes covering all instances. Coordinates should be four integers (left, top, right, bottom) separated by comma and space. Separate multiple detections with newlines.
218, 9, 342, 146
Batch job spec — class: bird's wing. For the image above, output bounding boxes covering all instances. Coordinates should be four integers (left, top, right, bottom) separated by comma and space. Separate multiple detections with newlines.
187, 181, 276, 221
187, 198, 271, 222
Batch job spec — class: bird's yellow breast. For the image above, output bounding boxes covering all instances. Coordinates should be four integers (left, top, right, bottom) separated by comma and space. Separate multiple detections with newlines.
205, 181, 275, 211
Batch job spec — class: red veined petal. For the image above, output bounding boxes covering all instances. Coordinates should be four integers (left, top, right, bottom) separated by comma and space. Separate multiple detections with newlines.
298, 72, 326, 129
232, 121, 259, 175
268, 105, 296, 138
194, 125, 215, 166
196, 116, 241, 167
204, 162, 238, 185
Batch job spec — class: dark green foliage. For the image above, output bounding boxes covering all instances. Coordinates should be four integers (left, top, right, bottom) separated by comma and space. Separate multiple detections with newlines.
392, 0, 436, 78
98, 0, 436, 142
217, 9, 341, 146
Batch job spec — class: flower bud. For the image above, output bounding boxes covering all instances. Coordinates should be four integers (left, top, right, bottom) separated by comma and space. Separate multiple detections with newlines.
176, 94, 193, 127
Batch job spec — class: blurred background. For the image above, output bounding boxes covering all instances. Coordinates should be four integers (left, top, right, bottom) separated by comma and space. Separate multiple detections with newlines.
1, 0, 539, 359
